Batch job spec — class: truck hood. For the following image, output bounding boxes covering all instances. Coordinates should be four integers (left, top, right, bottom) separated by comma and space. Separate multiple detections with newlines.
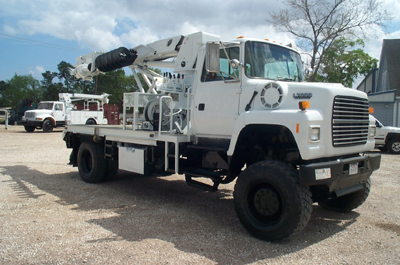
384, 126, 400, 133
25, 109, 52, 116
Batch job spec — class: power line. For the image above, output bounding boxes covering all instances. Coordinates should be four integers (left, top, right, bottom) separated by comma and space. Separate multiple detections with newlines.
0, 33, 91, 52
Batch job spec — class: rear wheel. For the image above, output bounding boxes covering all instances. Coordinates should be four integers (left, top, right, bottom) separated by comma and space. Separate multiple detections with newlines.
42, 120, 53, 132
24, 126, 35, 132
387, 138, 400, 154
233, 160, 312, 242
77, 141, 106, 183
318, 178, 371, 212
86, 119, 96, 125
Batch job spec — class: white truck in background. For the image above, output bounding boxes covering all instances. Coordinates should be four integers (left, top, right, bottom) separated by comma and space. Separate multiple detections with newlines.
64, 32, 381, 241
20, 93, 110, 132
374, 116, 400, 154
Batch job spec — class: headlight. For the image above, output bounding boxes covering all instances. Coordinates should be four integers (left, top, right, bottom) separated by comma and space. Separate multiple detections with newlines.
309, 126, 320, 142
369, 125, 376, 139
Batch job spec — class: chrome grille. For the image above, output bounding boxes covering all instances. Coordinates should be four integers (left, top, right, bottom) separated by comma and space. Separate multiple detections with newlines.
25, 112, 35, 118
332, 96, 369, 147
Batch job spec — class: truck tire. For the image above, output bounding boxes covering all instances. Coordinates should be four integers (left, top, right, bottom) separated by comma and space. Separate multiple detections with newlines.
387, 138, 400, 154
42, 120, 53, 132
86, 119, 96, 125
233, 160, 312, 242
24, 126, 35, 132
77, 141, 106, 183
318, 178, 371, 213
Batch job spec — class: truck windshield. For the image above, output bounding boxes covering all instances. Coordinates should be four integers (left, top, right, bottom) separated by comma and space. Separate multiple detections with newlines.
37, 103, 53, 110
245, 41, 304, 82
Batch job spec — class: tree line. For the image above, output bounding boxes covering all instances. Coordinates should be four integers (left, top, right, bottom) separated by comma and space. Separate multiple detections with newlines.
0, 61, 156, 117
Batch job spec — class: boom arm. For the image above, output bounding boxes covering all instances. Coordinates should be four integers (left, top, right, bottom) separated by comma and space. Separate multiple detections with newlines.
59, 93, 110, 104
70, 32, 221, 92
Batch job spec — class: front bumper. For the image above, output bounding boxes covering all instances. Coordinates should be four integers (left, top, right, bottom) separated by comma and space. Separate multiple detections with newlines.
299, 153, 381, 193
17, 120, 42, 127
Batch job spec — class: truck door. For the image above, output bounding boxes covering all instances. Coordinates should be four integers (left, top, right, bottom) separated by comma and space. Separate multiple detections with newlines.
374, 119, 386, 145
53, 103, 65, 124
192, 47, 241, 137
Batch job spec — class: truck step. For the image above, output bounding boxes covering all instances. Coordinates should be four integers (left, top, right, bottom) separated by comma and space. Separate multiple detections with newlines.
185, 175, 219, 192
183, 168, 222, 182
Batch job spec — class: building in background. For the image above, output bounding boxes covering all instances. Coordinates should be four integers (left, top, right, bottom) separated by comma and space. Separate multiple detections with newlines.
357, 39, 400, 126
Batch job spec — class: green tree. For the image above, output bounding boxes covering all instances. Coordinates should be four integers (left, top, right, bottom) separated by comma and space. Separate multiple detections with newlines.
0, 80, 10, 107
95, 68, 161, 109
41, 71, 63, 101
96, 69, 138, 109
1, 74, 42, 107
268, 0, 391, 81
315, 38, 378, 87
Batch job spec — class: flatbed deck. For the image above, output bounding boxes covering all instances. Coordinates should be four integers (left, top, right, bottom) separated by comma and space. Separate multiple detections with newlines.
64, 124, 192, 146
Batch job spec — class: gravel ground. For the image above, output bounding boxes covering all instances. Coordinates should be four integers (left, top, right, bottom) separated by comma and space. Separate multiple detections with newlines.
0, 125, 399, 265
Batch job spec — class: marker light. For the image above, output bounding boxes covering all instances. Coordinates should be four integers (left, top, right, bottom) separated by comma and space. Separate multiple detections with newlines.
237, 36, 244, 39
309, 126, 321, 142
299, 101, 310, 111
369, 107, 374, 113
369, 126, 376, 139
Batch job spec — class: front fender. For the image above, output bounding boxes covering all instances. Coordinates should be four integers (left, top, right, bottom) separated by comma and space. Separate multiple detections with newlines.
227, 110, 324, 160
42, 116, 56, 126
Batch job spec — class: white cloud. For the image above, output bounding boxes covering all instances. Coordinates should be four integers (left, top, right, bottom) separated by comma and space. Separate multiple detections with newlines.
1, 0, 287, 50
119, 25, 160, 48
28, 65, 45, 79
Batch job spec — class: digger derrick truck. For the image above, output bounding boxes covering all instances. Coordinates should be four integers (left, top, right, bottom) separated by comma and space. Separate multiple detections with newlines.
64, 32, 381, 241
20, 93, 110, 132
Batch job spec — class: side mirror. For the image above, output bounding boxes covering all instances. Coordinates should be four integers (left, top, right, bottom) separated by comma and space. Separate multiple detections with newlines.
305, 68, 314, 78
230, 59, 241, 69
206, 42, 220, 73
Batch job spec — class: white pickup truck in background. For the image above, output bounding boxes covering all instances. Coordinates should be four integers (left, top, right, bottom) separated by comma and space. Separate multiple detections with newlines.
374, 116, 400, 154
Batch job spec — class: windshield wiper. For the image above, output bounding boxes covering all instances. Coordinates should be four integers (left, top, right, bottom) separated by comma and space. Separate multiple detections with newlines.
276, 76, 294, 81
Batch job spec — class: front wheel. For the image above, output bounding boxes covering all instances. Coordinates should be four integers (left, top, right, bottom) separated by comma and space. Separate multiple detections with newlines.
233, 160, 312, 242
24, 126, 35, 132
387, 138, 400, 154
77, 141, 106, 183
42, 120, 53, 132
318, 178, 371, 212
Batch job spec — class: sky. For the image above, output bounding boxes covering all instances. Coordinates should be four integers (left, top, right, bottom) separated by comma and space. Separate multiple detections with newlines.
1, 0, 400, 86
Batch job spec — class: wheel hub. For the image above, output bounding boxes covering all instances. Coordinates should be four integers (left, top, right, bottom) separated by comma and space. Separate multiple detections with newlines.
253, 188, 281, 216
391, 141, 400, 152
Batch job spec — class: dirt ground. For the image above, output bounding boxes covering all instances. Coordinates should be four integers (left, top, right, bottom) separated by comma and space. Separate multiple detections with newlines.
0, 125, 399, 265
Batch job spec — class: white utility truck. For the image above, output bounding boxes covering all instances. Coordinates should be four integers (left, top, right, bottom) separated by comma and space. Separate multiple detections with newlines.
374, 116, 400, 154
64, 32, 381, 241
20, 93, 110, 132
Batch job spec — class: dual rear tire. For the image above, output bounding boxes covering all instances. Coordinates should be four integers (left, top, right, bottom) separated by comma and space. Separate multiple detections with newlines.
77, 141, 118, 183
